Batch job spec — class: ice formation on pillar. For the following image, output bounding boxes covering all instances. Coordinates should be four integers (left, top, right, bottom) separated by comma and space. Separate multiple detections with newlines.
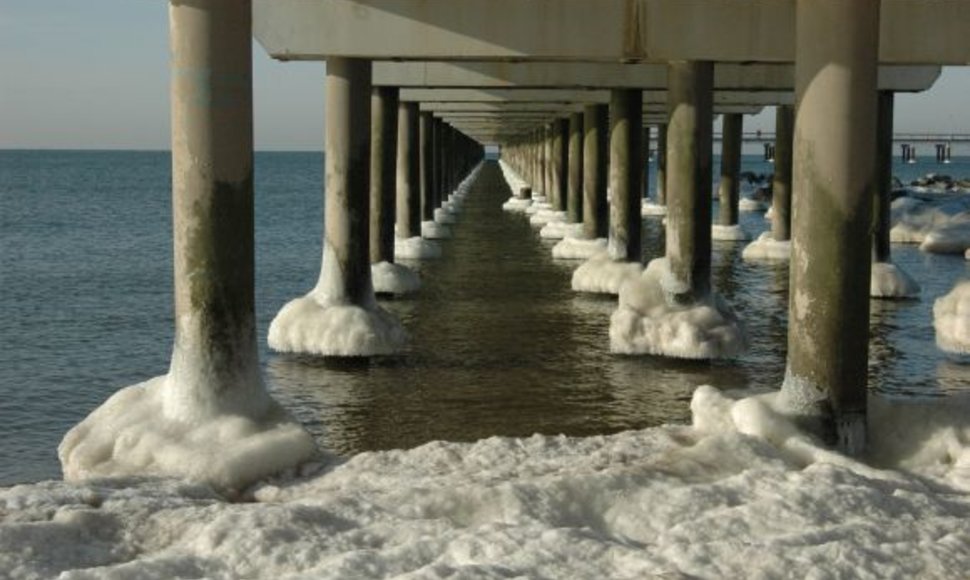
529, 209, 567, 227
502, 197, 533, 212
711, 224, 750, 241
741, 232, 791, 262
870, 261, 920, 299
421, 220, 452, 239
571, 254, 643, 295
641, 200, 667, 216
552, 237, 607, 260
933, 280, 970, 354
765, 205, 775, 221
372, 261, 421, 295
268, 244, 407, 357
739, 197, 768, 212
395, 235, 442, 259
610, 258, 747, 359
433, 207, 457, 225
539, 221, 583, 240
59, 373, 318, 495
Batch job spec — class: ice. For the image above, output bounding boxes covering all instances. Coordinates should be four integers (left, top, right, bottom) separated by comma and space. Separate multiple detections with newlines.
421, 220, 452, 240
890, 195, 970, 253
524, 201, 552, 215
552, 237, 607, 260
739, 197, 768, 212
764, 205, 774, 220
870, 261, 920, 299
538, 221, 583, 240
268, 297, 406, 357
371, 261, 421, 295
395, 236, 442, 260
934, 280, 970, 354
919, 222, 970, 254
711, 224, 750, 241
741, 232, 791, 262
641, 200, 667, 216
501, 197, 532, 212
529, 209, 567, 227
570, 254, 643, 295
434, 207, 458, 225
58, 375, 318, 496
610, 258, 747, 359
10, 385, 969, 578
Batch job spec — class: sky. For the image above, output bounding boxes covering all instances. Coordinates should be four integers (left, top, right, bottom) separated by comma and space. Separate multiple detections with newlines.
1, 0, 968, 151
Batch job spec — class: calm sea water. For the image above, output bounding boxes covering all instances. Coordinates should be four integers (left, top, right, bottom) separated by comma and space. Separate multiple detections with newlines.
1, 150, 968, 486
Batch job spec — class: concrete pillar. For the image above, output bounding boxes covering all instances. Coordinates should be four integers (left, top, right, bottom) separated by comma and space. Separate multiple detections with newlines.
608, 89, 643, 262
717, 113, 742, 226
666, 61, 714, 301
168, 0, 263, 416
583, 104, 609, 240
784, 0, 879, 452
568, 113, 584, 223
396, 101, 421, 238
545, 125, 555, 204
554, 118, 569, 212
323, 57, 374, 306
873, 92, 893, 263
642, 125, 652, 200
432, 118, 443, 210
771, 105, 794, 242
370, 86, 398, 264
656, 123, 668, 205
419, 112, 434, 221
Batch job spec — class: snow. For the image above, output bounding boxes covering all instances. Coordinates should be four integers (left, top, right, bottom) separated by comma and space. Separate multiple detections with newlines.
610, 258, 747, 359
502, 197, 532, 212
433, 207, 457, 225
570, 254, 643, 295
933, 280, 970, 354
58, 375, 318, 496
421, 220, 452, 240
552, 237, 607, 260
739, 197, 768, 212
268, 297, 407, 357
10, 386, 969, 579
641, 200, 667, 216
395, 236, 442, 260
529, 209, 567, 227
371, 261, 421, 295
870, 261, 920, 299
539, 221, 583, 240
764, 205, 774, 220
711, 224, 750, 241
741, 232, 791, 262
890, 195, 970, 255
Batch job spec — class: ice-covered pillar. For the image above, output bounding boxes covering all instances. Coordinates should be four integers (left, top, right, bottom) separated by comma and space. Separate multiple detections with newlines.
396, 101, 421, 238
642, 125, 652, 201
553, 118, 569, 212
545, 125, 555, 203
583, 104, 609, 239
873, 92, 893, 263
419, 112, 434, 221
783, 0, 878, 452
608, 89, 643, 262
432, 118, 443, 211
370, 86, 398, 264
772, 105, 794, 242
656, 123, 668, 205
667, 61, 714, 301
567, 113, 584, 223
60, 0, 316, 492
717, 113, 743, 226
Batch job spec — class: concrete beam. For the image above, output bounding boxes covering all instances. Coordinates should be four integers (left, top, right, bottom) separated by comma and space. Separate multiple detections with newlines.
404, 89, 794, 106
255, 0, 969, 65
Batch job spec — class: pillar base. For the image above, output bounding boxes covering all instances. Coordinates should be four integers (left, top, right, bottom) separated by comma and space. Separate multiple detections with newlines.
421, 220, 452, 239
609, 258, 747, 359
870, 261, 920, 299
59, 374, 317, 495
503, 197, 533, 213
742, 232, 792, 262
539, 221, 583, 240
395, 236, 442, 260
571, 254, 643, 295
372, 261, 421, 295
268, 294, 407, 357
434, 207, 458, 225
529, 209, 567, 227
934, 280, 970, 355
711, 224, 750, 242
552, 237, 607, 260
641, 200, 668, 217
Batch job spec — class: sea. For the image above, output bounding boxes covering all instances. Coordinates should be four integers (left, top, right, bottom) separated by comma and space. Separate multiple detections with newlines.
1, 149, 968, 486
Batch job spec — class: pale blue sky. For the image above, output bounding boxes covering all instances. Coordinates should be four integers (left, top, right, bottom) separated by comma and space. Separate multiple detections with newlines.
1, 1, 968, 151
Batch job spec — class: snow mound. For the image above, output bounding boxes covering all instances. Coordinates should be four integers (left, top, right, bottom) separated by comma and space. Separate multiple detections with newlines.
502, 197, 532, 212
610, 258, 747, 359
372, 261, 421, 295
739, 198, 768, 212
870, 261, 920, 299
919, 222, 970, 255
641, 201, 667, 216
395, 236, 442, 260
571, 254, 643, 295
711, 224, 749, 241
741, 232, 791, 262
10, 386, 967, 578
539, 221, 583, 240
58, 375, 317, 496
422, 220, 452, 240
552, 237, 607, 260
268, 296, 407, 357
524, 201, 552, 216
529, 209, 567, 227
890, 195, 970, 247
934, 280, 970, 354
434, 207, 457, 225
765, 205, 774, 220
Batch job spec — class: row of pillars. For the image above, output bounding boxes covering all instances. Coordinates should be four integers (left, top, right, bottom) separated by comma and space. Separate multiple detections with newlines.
501, 2, 900, 452
899, 143, 953, 164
